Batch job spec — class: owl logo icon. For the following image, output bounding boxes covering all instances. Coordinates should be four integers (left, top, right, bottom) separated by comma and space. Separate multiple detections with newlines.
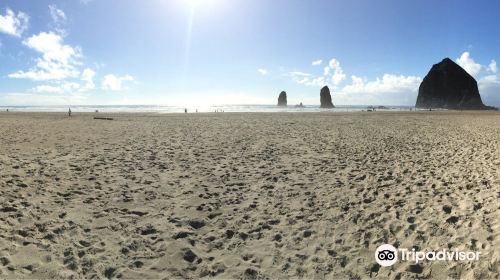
375, 244, 398, 266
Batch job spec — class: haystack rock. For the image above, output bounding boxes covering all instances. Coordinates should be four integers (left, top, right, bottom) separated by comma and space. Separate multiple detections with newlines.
320, 86, 334, 108
416, 58, 492, 109
277, 91, 287, 107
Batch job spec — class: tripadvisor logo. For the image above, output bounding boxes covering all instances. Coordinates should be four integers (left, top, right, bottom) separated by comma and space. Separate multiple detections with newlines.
375, 244, 480, 267
375, 244, 398, 266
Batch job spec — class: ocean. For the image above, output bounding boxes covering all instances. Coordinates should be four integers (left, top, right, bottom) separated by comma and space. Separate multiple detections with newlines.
0, 105, 417, 113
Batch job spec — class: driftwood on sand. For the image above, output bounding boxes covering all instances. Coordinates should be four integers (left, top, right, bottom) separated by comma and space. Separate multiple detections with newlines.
94, 117, 114, 120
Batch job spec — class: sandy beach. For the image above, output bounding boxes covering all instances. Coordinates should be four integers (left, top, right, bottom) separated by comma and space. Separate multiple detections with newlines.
0, 111, 498, 279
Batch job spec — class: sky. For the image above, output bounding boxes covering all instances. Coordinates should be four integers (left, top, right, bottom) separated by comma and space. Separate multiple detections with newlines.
0, 0, 499, 106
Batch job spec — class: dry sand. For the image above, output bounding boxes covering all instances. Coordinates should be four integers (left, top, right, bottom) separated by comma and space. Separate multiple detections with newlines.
0, 111, 498, 279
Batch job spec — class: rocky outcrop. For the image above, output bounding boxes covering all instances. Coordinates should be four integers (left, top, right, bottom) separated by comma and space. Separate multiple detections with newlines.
416, 58, 493, 109
320, 86, 334, 108
277, 91, 287, 107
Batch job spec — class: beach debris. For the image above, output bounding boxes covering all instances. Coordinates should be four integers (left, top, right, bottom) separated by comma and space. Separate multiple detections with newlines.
94, 117, 114, 120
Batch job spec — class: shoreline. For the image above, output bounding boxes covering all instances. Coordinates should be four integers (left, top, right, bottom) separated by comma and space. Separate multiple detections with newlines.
0, 110, 498, 116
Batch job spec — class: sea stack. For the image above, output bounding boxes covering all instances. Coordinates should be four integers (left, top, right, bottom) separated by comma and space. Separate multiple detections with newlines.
416, 58, 489, 109
320, 86, 334, 108
277, 91, 287, 107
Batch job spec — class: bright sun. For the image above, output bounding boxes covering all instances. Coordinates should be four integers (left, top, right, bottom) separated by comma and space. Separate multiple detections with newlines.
185, 0, 210, 8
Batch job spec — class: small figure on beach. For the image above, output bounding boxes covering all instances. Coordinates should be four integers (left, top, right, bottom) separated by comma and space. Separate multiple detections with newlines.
68, 108, 72, 117
6, 109, 8, 112
95, 109, 99, 113
185, 108, 188, 113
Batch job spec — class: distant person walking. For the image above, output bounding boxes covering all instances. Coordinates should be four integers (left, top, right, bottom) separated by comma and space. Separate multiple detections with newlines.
185, 108, 187, 113
68, 108, 72, 117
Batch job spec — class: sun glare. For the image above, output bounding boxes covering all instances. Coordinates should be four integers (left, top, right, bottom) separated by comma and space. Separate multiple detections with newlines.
185, 0, 210, 8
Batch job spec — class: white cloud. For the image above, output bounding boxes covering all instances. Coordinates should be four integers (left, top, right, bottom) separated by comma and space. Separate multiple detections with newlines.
31, 82, 81, 94
81, 68, 96, 90
342, 74, 421, 94
284, 56, 425, 105
257, 68, 268, 75
335, 74, 422, 105
8, 32, 81, 81
328, 59, 346, 85
31, 69, 96, 94
297, 76, 326, 87
102, 74, 134, 91
9, 32, 99, 95
453, 52, 499, 106
2, 92, 88, 105
49, 5, 66, 24
0, 8, 29, 37
480, 75, 499, 84
287, 71, 312, 77
23, 32, 77, 63
456, 52, 482, 77
479, 75, 500, 107
488, 60, 497, 73
323, 66, 330, 76
453, 52, 500, 106
290, 71, 421, 105
301, 58, 346, 87
312, 60, 322, 66
287, 71, 324, 86
350, 75, 364, 85
31, 85, 64, 94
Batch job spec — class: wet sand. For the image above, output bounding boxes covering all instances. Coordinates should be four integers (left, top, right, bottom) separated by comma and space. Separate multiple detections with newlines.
0, 111, 498, 279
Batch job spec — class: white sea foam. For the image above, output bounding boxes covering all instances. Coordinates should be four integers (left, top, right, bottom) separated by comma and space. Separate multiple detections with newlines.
0, 105, 418, 113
